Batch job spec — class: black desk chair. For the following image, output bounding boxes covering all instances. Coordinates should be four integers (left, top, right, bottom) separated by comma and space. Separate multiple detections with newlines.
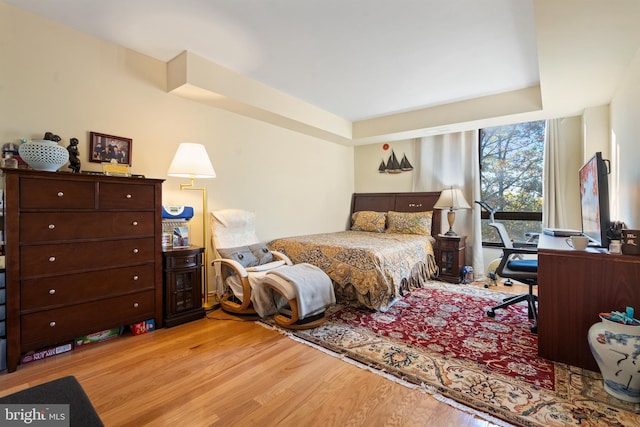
486, 221, 539, 333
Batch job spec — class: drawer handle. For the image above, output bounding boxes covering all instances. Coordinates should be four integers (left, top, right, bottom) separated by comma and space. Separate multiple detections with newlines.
48, 224, 55, 230
133, 302, 139, 308
132, 221, 139, 226
133, 275, 139, 281
132, 248, 139, 254
57, 191, 64, 197
49, 289, 56, 295
126, 194, 132, 199
49, 321, 56, 327
48, 256, 56, 262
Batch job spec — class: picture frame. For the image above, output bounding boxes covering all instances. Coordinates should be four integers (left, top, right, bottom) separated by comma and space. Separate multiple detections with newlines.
89, 132, 132, 166
173, 226, 189, 248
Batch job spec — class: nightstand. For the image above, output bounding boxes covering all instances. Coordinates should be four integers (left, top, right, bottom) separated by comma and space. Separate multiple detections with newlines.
435, 235, 466, 283
162, 246, 206, 327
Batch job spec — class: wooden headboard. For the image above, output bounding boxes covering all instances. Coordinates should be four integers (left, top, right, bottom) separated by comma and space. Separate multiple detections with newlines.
350, 192, 442, 236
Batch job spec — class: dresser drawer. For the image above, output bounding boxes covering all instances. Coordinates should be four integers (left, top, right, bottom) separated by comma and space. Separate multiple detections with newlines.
20, 178, 95, 209
21, 290, 155, 350
20, 238, 156, 278
165, 251, 202, 269
99, 182, 156, 209
21, 264, 156, 311
20, 211, 155, 243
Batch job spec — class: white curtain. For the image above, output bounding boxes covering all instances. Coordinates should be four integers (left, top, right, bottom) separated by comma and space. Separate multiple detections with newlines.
412, 131, 485, 279
543, 118, 567, 228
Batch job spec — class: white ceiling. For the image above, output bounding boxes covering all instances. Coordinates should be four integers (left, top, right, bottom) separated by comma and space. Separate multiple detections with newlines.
6, 0, 640, 142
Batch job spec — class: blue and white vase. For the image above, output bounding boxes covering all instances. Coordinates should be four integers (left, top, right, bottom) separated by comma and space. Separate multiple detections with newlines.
588, 316, 640, 402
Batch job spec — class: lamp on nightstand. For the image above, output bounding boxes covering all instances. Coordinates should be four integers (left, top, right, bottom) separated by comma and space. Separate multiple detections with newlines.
433, 187, 471, 236
168, 142, 216, 309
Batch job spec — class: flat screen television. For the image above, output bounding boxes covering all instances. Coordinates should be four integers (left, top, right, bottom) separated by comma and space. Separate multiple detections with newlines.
578, 152, 611, 247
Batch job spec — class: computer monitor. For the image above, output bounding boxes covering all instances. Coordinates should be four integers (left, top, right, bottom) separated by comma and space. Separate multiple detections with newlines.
578, 152, 611, 247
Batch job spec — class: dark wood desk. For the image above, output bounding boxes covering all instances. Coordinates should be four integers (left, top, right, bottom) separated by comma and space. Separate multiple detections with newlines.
537, 234, 640, 371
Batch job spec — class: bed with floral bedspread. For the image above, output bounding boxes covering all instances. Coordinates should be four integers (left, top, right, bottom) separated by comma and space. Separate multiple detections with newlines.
268, 200, 440, 311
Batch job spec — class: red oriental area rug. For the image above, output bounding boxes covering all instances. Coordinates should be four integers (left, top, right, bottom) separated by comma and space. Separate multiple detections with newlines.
263, 281, 640, 427
338, 285, 553, 390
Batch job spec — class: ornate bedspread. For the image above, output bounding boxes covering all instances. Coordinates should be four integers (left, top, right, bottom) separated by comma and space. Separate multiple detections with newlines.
268, 231, 437, 311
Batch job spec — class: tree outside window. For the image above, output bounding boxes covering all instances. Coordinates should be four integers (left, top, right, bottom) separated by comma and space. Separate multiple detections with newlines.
479, 120, 546, 244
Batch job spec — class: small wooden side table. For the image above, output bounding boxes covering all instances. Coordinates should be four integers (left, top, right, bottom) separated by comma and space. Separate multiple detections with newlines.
162, 246, 206, 327
434, 234, 466, 283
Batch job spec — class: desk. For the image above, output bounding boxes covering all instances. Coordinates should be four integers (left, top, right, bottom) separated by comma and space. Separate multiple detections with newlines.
537, 234, 640, 371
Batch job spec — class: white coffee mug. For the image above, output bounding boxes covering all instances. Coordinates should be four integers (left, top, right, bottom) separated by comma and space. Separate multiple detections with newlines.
566, 235, 589, 250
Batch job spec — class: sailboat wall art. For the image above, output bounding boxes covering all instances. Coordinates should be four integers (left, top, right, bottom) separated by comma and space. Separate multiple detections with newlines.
400, 153, 413, 171
379, 150, 413, 174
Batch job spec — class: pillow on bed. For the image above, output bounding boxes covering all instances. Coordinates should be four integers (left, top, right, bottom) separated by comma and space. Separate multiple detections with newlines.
351, 211, 387, 233
386, 211, 433, 236
249, 242, 275, 265
217, 246, 259, 268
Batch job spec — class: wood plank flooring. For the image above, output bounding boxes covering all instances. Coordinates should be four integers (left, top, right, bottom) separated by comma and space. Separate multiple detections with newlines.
0, 284, 520, 426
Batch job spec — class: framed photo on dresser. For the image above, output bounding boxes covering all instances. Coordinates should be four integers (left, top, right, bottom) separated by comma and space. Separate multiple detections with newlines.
89, 132, 132, 166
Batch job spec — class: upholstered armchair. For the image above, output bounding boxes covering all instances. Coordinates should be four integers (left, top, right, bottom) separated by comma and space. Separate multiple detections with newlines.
211, 208, 292, 315
211, 208, 334, 329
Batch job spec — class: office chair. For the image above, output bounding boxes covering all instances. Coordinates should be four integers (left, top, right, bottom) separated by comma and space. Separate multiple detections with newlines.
475, 201, 538, 333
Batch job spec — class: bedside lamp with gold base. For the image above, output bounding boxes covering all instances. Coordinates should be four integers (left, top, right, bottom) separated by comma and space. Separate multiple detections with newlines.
433, 187, 471, 236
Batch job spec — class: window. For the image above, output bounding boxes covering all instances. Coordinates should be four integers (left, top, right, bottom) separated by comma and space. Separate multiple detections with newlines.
479, 120, 546, 245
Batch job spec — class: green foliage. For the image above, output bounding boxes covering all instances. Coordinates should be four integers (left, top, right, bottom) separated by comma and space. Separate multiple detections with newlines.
480, 120, 545, 213
479, 121, 545, 243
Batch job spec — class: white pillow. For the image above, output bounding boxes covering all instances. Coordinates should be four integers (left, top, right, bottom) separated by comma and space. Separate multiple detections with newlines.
211, 209, 259, 248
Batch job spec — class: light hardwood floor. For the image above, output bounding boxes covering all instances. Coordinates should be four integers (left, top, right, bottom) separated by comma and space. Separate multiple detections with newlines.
0, 283, 521, 427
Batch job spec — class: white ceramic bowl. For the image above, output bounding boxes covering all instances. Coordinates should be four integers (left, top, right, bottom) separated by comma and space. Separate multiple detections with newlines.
18, 140, 69, 172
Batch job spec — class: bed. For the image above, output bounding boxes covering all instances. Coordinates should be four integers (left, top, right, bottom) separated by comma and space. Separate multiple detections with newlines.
267, 192, 442, 311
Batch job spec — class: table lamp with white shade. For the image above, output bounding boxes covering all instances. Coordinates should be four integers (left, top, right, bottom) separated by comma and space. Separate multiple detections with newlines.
433, 187, 471, 236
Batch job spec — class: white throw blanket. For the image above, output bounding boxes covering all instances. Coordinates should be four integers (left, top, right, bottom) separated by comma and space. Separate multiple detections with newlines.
257, 263, 335, 319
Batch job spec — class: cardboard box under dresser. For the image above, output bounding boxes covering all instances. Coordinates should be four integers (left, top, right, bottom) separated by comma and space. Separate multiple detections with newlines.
2, 168, 164, 372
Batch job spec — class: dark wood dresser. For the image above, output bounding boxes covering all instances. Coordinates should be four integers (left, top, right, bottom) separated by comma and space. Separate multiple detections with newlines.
3, 169, 164, 372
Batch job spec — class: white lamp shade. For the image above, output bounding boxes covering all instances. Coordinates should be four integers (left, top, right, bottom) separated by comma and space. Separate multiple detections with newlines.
433, 187, 471, 210
168, 142, 216, 178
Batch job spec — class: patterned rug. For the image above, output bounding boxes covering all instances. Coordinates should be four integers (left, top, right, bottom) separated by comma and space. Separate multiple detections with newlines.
262, 281, 640, 427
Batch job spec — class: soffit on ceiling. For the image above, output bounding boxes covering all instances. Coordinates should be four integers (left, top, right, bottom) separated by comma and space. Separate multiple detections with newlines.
6, 0, 539, 122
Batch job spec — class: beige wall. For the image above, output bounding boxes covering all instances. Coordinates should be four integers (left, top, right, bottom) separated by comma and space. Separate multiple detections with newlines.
557, 116, 584, 230
610, 48, 640, 228
354, 139, 416, 193
582, 106, 610, 164
0, 3, 355, 247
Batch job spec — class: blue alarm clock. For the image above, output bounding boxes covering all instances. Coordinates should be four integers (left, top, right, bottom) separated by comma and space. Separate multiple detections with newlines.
162, 205, 194, 220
